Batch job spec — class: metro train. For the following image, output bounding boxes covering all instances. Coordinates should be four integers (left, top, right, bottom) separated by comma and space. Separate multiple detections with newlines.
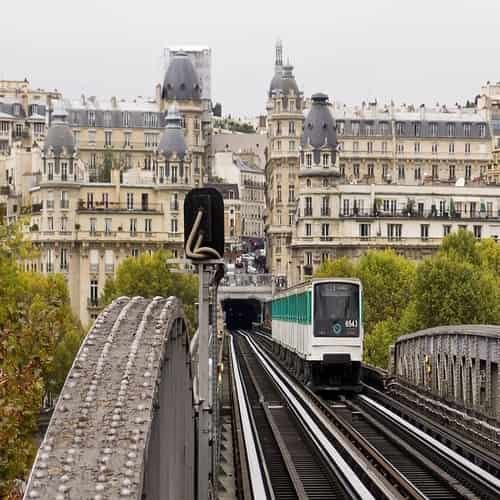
266, 278, 363, 392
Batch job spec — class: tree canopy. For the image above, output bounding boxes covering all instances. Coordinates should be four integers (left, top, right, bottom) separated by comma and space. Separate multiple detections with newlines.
101, 250, 198, 329
315, 232, 500, 368
0, 223, 83, 497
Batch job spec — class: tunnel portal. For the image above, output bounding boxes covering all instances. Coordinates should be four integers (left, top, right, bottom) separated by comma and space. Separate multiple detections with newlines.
222, 298, 262, 330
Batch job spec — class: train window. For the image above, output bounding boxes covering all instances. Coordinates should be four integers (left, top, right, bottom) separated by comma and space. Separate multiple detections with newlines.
313, 282, 360, 337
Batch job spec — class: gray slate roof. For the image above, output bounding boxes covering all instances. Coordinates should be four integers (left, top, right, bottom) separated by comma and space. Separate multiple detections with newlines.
158, 106, 187, 159
43, 102, 75, 155
162, 52, 202, 102
269, 65, 299, 97
334, 110, 491, 139
0, 101, 47, 120
301, 93, 337, 163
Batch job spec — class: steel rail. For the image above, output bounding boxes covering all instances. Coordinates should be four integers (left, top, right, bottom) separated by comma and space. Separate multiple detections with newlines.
359, 395, 500, 499
362, 383, 500, 478
229, 334, 271, 499
239, 330, 377, 500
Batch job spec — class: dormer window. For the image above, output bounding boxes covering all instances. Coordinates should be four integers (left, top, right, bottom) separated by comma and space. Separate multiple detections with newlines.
322, 153, 329, 167
306, 153, 312, 167
87, 111, 95, 127
13, 104, 21, 116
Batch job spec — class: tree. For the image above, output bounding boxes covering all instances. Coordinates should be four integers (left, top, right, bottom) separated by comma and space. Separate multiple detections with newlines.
477, 238, 500, 277
0, 224, 83, 496
356, 250, 416, 336
315, 257, 358, 279
439, 229, 480, 265
414, 253, 500, 329
364, 318, 399, 368
101, 251, 198, 329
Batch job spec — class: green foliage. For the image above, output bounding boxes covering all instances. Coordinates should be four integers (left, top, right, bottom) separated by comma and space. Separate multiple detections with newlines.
364, 318, 399, 368
0, 224, 83, 495
315, 257, 357, 278
414, 253, 500, 329
213, 117, 256, 133
101, 251, 198, 329
356, 250, 416, 335
315, 233, 500, 369
439, 229, 479, 264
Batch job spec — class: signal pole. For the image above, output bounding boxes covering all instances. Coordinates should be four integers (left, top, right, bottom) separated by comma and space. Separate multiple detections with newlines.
184, 188, 225, 500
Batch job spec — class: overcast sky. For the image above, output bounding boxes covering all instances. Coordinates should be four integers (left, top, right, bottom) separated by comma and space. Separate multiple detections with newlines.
1, 0, 498, 116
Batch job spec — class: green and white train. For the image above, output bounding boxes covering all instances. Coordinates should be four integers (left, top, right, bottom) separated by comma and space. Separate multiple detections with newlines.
270, 278, 363, 391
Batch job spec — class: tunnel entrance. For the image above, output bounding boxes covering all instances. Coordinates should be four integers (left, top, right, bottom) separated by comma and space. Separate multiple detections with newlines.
222, 299, 262, 330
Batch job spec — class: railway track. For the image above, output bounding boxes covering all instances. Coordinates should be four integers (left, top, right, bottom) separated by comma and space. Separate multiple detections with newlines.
231, 330, 413, 499
243, 328, 500, 500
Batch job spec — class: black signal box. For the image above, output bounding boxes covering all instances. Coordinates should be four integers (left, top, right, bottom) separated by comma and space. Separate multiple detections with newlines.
184, 188, 224, 259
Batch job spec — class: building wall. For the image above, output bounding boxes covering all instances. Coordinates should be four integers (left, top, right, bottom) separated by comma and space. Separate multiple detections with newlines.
26, 163, 190, 324
67, 96, 206, 186
265, 91, 304, 287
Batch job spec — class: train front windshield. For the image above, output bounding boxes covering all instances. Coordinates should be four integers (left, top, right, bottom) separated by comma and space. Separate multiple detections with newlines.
314, 282, 360, 337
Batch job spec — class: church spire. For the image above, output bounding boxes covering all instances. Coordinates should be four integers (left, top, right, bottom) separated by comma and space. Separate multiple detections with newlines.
275, 39, 283, 72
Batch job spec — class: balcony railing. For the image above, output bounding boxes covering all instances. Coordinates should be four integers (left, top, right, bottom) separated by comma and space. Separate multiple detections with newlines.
77, 201, 163, 213
339, 209, 499, 220
219, 273, 272, 288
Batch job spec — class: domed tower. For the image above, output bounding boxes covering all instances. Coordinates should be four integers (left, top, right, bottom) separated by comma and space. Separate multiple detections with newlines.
291, 93, 339, 284
42, 100, 77, 182
156, 104, 192, 255
300, 93, 338, 169
161, 52, 204, 186
265, 40, 304, 290
156, 104, 191, 182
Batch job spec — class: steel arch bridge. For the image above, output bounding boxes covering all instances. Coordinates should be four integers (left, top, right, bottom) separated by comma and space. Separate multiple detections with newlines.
24, 296, 194, 500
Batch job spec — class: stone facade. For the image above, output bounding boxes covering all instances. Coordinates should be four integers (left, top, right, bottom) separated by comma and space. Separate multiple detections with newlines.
211, 151, 265, 239
264, 42, 304, 285
23, 54, 208, 324
264, 43, 498, 289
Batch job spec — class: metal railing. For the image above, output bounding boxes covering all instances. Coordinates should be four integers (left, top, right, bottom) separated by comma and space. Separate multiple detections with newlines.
219, 273, 272, 288
77, 201, 163, 212
340, 209, 499, 219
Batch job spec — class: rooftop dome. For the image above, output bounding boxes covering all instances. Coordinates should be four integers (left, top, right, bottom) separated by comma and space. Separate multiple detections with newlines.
43, 100, 75, 156
158, 104, 187, 159
162, 52, 202, 101
269, 64, 300, 97
301, 93, 337, 161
